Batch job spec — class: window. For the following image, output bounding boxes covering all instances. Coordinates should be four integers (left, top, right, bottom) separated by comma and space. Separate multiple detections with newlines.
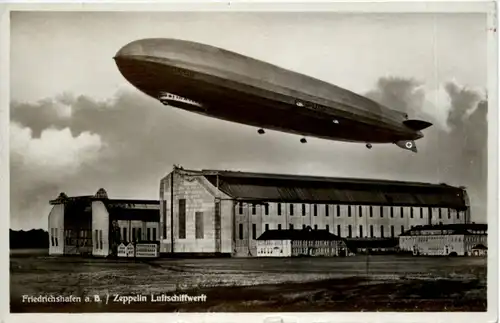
252, 204, 256, 215
390, 207, 394, 218
380, 225, 384, 238
132, 228, 136, 242
420, 208, 423, 219
326, 224, 329, 232
359, 225, 363, 237
380, 206, 384, 218
138, 228, 142, 241
289, 224, 294, 230
99, 230, 103, 249
370, 225, 374, 238
278, 203, 282, 216
401, 207, 404, 218
290, 204, 294, 216
370, 206, 373, 217
302, 204, 306, 216
348, 225, 352, 238
152, 228, 157, 241
439, 208, 442, 219
457, 210, 460, 219
265, 204, 269, 215
53, 228, 58, 247
337, 205, 340, 217
314, 224, 318, 230
123, 228, 127, 242
359, 206, 363, 217
147, 228, 151, 241
239, 224, 243, 239
401, 225, 404, 235
265, 224, 269, 231
195, 212, 204, 239
410, 208, 414, 218
337, 225, 341, 237
391, 226, 395, 238
179, 199, 186, 239
348, 206, 352, 217
302, 224, 306, 229
252, 224, 257, 240
325, 205, 329, 217
314, 205, 318, 216
278, 224, 282, 230
95, 230, 99, 248
239, 203, 243, 214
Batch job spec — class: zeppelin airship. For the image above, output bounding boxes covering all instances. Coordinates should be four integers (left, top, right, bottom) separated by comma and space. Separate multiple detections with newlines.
114, 38, 432, 152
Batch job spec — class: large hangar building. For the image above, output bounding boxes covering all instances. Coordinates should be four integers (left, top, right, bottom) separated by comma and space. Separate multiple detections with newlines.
159, 166, 470, 257
48, 189, 160, 257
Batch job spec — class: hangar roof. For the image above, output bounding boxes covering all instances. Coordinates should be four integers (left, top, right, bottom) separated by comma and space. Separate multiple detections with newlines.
196, 169, 467, 209
49, 191, 159, 206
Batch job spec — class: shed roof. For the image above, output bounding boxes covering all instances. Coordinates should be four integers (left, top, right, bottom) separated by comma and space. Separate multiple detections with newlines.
257, 228, 343, 241
194, 169, 467, 209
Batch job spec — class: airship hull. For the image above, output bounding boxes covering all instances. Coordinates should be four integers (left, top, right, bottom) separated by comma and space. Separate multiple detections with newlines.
114, 38, 429, 145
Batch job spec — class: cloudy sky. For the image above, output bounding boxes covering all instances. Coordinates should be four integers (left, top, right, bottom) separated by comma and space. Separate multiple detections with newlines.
10, 11, 488, 230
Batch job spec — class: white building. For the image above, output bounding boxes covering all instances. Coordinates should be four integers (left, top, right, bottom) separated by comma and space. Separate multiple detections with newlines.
399, 224, 487, 256
158, 166, 470, 257
256, 226, 348, 257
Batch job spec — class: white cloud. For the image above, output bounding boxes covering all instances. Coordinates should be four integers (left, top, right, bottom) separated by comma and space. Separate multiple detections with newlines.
10, 122, 103, 178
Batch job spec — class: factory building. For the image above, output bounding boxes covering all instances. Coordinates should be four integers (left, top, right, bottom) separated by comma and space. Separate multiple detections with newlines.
256, 226, 349, 257
399, 223, 487, 256
159, 166, 470, 257
48, 189, 160, 257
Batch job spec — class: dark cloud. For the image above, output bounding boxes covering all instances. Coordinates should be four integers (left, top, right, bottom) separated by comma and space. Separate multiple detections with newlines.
364, 77, 487, 221
10, 79, 488, 229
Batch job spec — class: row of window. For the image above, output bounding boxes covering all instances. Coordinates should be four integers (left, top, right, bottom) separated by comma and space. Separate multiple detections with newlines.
121, 227, 158, 242
238, 203, 462, 220
239, 223, 417, 240
258, 249, 283, 254
64, 230, 91, 246
406, 236, 464, 243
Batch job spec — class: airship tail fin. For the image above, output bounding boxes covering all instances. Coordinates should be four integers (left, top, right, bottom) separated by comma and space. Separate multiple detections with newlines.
403, 119, 433, 131
396, 140, 418, 153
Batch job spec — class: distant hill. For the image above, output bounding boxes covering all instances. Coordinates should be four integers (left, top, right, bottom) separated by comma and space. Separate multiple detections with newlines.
10, 229, 48, 249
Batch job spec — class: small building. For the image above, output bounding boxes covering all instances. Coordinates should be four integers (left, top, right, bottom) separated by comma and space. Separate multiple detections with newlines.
256, 226, 349, 257
471, 244, 487, 256
399, 223, 487, 256
48, 188, 160, 257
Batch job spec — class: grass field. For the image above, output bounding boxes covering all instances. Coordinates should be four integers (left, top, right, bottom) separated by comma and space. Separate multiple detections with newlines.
10, 250, 487, 312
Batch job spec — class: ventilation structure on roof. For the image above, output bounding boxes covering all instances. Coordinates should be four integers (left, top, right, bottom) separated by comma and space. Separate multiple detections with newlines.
95, 188, 108, 199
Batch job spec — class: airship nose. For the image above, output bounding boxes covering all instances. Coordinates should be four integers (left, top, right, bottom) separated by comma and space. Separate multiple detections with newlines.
114, 40, 146, 59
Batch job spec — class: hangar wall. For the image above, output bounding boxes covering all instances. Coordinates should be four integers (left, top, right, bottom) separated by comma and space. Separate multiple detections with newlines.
91, 200, 109, 257
159, 171, 233, 255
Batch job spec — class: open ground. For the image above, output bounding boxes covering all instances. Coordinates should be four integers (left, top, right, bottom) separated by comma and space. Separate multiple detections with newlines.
10, 251, 487, 312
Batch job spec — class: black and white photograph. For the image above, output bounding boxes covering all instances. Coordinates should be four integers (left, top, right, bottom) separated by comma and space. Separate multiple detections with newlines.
3, 1, 498, 320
